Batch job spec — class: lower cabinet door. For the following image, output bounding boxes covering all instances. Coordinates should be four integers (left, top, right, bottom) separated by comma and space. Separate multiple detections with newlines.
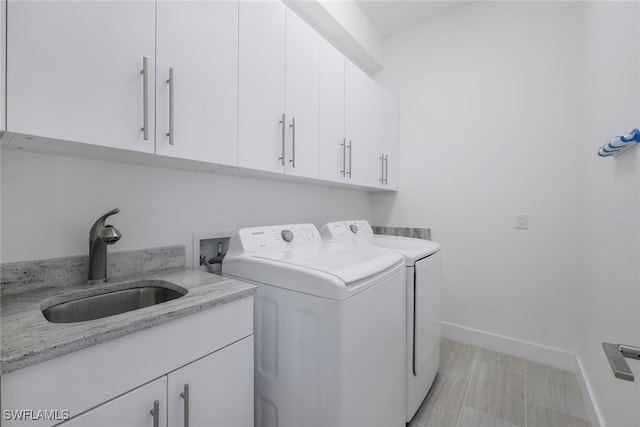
60, 377, 167, 427
168, 336, 254, 427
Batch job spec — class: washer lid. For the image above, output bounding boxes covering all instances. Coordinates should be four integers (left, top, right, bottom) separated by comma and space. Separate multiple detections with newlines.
223, 245, 403, 300
252, 241, 402, 284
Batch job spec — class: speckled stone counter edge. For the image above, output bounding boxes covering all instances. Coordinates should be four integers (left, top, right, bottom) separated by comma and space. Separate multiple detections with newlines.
371, 226, 431, 240
1, 245, 185, 296
0, 246, 256, 374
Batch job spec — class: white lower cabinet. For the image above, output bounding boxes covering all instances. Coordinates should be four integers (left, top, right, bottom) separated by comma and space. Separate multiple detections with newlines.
168, 336, 254, 427
59, 377, 167, 427
1, 297, 254, 427
59, 336, 254, 427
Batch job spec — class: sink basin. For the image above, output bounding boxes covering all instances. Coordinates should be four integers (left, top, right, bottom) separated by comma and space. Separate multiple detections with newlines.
42, 280, 187, 323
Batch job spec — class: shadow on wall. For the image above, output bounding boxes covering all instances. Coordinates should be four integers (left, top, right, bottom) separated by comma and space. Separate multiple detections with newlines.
370, 191, 399, 227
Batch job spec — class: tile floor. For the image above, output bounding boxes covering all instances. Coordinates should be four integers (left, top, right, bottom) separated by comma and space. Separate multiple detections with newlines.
408, 339, 592, 427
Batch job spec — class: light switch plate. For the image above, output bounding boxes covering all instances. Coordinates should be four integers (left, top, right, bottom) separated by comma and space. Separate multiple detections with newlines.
516, 214, 528, 229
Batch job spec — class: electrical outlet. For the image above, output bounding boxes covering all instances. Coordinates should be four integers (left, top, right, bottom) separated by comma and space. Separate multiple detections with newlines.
516, 214, 528, 229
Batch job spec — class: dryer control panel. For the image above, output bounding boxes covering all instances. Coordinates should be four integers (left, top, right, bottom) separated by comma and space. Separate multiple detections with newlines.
320, 220, 374, 240
233, 224, 321, 252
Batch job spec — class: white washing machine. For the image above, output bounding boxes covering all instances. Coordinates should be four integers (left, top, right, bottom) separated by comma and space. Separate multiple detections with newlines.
222, 224, 406, 427
320, 220, 441, 423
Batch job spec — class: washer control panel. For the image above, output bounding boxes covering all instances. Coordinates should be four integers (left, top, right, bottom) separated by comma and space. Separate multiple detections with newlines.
281, 229, 294, 242
236, 224, 321, 251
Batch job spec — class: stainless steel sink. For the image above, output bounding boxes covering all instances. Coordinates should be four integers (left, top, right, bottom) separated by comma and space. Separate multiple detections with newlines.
42, 280, 187, 323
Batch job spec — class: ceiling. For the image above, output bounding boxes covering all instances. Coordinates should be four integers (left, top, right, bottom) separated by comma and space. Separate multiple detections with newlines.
355, 1, 476, 38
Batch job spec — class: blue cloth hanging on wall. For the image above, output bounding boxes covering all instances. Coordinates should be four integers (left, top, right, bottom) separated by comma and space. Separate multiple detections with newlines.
597, 129, 640, 157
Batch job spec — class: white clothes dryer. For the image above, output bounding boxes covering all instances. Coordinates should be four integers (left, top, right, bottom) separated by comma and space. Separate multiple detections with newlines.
222, 224, 406, 427
320, 220, 441, 422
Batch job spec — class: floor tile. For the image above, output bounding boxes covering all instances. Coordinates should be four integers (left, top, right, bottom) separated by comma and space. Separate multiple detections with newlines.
465, 362, 526, 426
527, 400, 592, 427
477, 347, 526, 373
410, 371, 469, 426
458, 406, 520, 427
411, 408, 459, 427
410, 340, 593, 427
440, 338, 478, 379
525, 361, 589, 420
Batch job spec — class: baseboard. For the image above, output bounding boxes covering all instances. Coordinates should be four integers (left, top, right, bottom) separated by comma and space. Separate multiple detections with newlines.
575, 356, 604, 427
442, 321, 602, 427
442, 321, 576, 370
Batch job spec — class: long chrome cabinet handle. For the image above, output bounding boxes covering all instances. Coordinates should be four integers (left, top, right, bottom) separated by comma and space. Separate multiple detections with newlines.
412, 269, 418, 376
149, 400, 159, 427
289, 117, 296, 168
180, 384, 190, 427
141, 57, 149, 141
340, 139, 346, 177
166, 67, 174, 145
347, 140, 352, 178
379, 154, 385, 183
384, 154, 389, 184
278, 113, 286, 166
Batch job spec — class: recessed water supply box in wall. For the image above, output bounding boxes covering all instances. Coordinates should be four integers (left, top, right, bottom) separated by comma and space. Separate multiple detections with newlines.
193, 231, 232, 274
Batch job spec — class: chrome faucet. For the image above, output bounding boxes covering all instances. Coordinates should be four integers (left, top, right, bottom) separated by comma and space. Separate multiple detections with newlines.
88, 208, 122, 285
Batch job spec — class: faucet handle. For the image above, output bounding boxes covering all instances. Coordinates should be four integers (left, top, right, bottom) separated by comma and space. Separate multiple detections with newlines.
100, 225, 122, 244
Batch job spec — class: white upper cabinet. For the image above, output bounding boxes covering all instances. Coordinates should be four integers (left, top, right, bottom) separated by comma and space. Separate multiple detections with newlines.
283, 9, 319, 178
1, 0, 5, 134
238, 3, 319, 178
4, 1, 399, 190
318, 38, 347, 183
320, 46, 399, 190
238, 0, 286, 174
7, 0, 156, 153
155, 0, 239, 166
380, 90, 399, 190
345, 59, 381, 187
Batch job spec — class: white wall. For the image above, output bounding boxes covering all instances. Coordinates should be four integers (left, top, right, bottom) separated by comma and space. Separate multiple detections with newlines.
372, 1, 585, 354
0, 149, 371, 265
579, 2, 640, 426
372, 1, 640, 425
284, 0, 384, 74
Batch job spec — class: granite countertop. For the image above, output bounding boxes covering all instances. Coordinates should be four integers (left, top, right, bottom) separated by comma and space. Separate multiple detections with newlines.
0, 268, 255, 375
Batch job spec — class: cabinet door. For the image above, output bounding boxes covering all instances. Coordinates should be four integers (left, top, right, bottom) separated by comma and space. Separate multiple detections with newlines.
156, 0, 238, 165
345, 59, 380, 186
60, 377, 166, 427
1, 0, 5, 133
238, 0, 286, 174
381, 91, 399, 190
168, 336, 254, 427
318, 37, 346, 183
7, 0, 155, 152
283, 9, 319, 178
